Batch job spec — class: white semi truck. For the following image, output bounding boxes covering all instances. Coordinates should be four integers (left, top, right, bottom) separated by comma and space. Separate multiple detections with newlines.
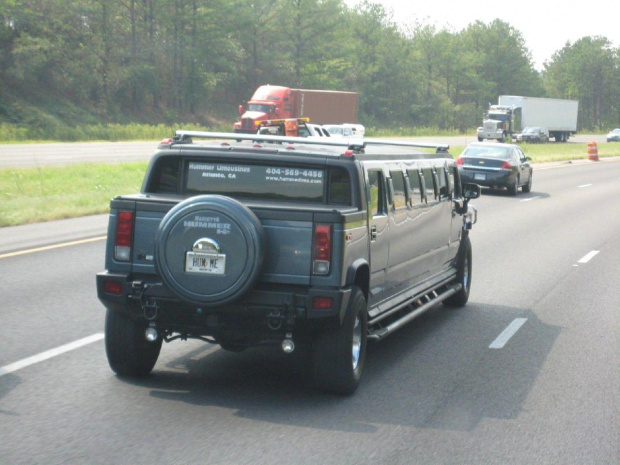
477, 96, 579, 143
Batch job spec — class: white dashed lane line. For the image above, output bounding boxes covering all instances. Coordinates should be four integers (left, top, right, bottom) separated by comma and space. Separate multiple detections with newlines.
0, 333, 104, 378
577, 250, 600, 264
489, 318, 528, 349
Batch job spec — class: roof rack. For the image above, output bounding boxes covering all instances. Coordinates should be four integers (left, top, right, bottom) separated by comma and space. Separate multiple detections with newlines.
174, 130, 352, 148
363, 138, 450, 152
173, 130, 449, 153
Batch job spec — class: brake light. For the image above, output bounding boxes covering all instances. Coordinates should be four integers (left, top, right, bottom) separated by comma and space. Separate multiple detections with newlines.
160, 138, 173, 145
312, 296, 333, 310
456, 157, 463, 166
500, 161, 513, 170
104, 280, 123, 295
114, 211, 134, 261
312, 224, 331, 275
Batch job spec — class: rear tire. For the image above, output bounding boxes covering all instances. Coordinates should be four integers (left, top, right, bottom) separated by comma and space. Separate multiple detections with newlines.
105, 310, 162, 376
509, 176, 519, 196
444, 236, 472, 307
313, 286, 367, 395
522, 172, 532, 193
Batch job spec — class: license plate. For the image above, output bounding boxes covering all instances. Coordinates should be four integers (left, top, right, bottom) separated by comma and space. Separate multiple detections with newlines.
185, 251, 226, 274
474, 173, 486, 181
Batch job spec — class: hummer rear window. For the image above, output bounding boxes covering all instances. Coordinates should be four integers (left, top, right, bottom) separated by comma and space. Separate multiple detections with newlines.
185, 161, 348, 204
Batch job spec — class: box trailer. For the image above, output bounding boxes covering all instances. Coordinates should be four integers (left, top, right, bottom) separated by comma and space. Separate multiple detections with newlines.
477, 95, 579, 142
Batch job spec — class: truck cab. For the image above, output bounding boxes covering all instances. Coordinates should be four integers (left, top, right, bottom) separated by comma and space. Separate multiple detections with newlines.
234, 85, 292, 133
477, 105, 521, 142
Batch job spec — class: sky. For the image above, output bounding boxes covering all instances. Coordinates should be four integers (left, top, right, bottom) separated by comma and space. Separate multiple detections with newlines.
344, 0, 619, 70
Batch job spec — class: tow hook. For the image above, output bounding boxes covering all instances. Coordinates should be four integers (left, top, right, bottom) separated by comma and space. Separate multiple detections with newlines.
281, 332, 295, 354
267, 310, 285, 330
142, 298, 159, 320
134, 282, 161, 320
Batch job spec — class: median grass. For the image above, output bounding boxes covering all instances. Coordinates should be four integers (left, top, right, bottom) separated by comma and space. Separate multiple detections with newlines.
0, 163, 147, 226
0, 142, 618, 227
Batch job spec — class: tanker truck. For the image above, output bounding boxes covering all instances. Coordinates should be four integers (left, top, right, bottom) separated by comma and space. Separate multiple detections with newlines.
234, 85, 359, 133
477, 96, 579, 143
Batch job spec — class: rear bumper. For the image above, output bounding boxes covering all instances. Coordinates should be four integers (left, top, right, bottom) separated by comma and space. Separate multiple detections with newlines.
97, 271, 351, 326
459, 168, 514, 189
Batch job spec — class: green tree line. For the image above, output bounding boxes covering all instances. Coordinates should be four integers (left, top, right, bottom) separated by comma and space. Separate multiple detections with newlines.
1, 0, 619, 134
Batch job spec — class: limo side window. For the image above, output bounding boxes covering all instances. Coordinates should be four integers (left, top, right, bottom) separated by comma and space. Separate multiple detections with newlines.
390, 170, 407, 210
436, 166, 450, 200
368, 169, 386, 216
406, 169, 424, 206
447, 165, 460, 198
422, 168, 436, 202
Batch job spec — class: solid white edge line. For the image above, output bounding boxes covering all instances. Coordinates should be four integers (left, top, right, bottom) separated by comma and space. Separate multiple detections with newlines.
489, 318, 528, 349
577, 184, 592, 188
0, 333, 104, 377
578, 250, 600, 263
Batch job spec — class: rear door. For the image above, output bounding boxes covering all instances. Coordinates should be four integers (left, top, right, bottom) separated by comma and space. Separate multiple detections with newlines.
514, 146, 531, 184
366, 166, 389, 304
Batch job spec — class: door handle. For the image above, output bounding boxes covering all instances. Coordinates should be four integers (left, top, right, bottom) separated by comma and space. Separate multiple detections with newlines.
371, 225, 377, 241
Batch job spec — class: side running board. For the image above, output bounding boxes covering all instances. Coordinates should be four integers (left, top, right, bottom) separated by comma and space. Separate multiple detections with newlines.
367, 283, 462, 341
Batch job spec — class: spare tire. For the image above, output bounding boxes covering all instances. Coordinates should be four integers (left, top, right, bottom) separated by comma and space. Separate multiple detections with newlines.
154, 195, 265, 307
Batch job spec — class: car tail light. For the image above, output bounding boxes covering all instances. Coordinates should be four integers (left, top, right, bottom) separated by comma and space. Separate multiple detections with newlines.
456, 157, 463, 166
312, 296, 333, 310
114, 211, 134, 261
500, 161, 513, 170
104, 280, 123, 295
312, 224, 331, 275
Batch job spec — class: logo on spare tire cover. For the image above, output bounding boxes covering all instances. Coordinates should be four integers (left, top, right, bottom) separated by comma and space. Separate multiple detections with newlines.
154, 195, 265, 307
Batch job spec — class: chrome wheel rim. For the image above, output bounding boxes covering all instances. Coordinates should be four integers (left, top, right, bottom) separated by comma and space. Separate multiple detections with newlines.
351, 315, 362, 370
463, 255, 470, 289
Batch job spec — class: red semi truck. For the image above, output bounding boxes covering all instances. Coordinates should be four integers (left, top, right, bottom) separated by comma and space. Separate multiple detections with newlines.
234, 85, 359, 133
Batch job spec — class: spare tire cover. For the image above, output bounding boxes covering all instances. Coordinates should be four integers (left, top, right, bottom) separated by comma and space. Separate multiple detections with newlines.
154, 195, 265, 306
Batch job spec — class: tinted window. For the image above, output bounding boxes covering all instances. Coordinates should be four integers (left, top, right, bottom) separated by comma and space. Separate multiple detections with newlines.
436, 166, 449, 200
327, 167, 352, 205
368, 170, 386, 216
185, 161, 325, 202
463, 145, 511, 159
422, 168, 436, 202
448, 166, 460, 198
147, 157, 181, 193
406, 169, 423, 206
390, 170, 407, 209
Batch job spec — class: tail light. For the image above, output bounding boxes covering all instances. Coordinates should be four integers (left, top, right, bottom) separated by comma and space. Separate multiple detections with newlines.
104, 280, 123, 295
500, 161, 513, 170
114, 211, 134, 261
456, 157, 463, 166
312, 224, 331, 275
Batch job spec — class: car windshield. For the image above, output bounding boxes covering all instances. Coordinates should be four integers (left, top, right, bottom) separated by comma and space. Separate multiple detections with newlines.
248, 104, 273, 113
326, 126, 344, 135
463, 146, 511, 159
487, 112, 510, 122
611, 129, 620, 134
523, 127, 538, 134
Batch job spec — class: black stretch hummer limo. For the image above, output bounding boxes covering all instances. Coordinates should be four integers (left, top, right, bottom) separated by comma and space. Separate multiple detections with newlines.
96, 131, 480, 394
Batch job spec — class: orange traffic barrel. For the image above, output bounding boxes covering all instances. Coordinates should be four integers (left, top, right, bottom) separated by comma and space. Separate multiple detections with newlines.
587, 141, 599, 161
